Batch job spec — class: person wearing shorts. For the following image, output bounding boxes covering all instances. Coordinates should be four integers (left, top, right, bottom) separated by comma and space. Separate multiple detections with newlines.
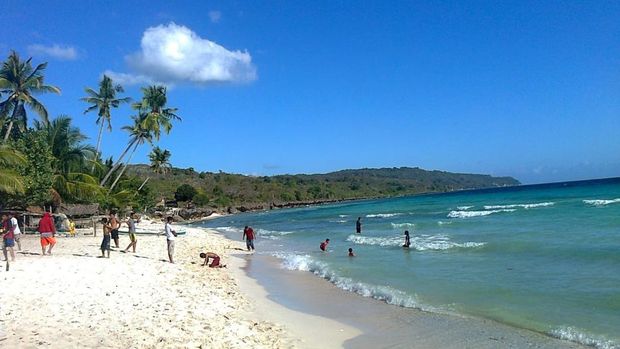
9, 213, 21, 251
200, 252, 226, 268
100, 217, 111, 258
123, 213, 138, 253
38, 212, 56, 256
2, 214, 15, 262
164, 217, 177, 263
109, 211, 120, 248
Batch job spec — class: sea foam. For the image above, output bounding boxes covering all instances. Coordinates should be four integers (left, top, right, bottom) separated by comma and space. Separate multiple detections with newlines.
366, 213, 402, 218
273, 252, 440, 311
447, 209, 516, 218
550, 326, 617, 349
583, 198, 620, 206
483, 202, 555, 210
391, 222, 415, 229
346, 234, 485, 251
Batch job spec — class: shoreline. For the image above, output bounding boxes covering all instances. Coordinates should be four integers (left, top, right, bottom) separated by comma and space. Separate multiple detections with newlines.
226, 250, 589, 349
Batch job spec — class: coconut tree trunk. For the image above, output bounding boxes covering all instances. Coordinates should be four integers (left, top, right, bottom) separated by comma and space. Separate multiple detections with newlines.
137, 177, 150, 191
3, 101, 19, 142
91, 121, 105, 172
109, 141, 139, 191
100, 138, 137, 186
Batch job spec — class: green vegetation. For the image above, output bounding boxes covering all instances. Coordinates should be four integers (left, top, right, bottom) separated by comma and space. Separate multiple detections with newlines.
0, 51, 180, 213
126, 165, 520, 210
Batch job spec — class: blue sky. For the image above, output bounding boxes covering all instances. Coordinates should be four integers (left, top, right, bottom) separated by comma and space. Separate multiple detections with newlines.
1, 1, 619, 184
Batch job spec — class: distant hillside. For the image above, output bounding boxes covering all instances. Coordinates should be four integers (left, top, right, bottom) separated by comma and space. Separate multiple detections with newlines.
126, 165, 519, 210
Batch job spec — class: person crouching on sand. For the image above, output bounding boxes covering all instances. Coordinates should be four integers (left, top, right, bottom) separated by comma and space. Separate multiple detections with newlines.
200, 252, 226, 268
320, 238, 330, 251
403, 230, 411, 248
38, 212, 56, 256
100, 217, 111, 258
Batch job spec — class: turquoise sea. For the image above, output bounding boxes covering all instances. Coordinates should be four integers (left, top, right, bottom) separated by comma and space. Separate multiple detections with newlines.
199, 178, 620, 349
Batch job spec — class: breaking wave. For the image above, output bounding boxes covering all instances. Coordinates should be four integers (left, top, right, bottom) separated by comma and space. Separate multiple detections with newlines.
447, 209, 516, 218
366, 213, 402, 218
256, 229, 294, 240
272, 252, 441, 311
550, 326, 618, 349
457, 206, 474, 210
391, 222, 415, 229
483, 202, 555, 210
346, 234, 485, 251
215, 226, 243, 234
583, 198, 620, 207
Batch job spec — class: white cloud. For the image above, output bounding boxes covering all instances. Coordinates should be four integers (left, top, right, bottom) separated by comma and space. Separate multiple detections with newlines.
102, 71, 154, 86
208, 10, 222, 23
27, 44, 78, 60
107, 23, 256, 86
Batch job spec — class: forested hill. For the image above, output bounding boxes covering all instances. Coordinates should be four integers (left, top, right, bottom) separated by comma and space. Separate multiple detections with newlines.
126, 165, 520, 210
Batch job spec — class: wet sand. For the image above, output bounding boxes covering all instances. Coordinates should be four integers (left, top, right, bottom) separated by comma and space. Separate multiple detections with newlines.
231, 252, 589, 349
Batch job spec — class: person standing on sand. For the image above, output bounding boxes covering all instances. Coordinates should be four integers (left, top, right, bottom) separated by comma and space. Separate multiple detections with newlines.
164, 217, 177, 263
200, 252, 226, 268
100, 217, 111, 258
2, 214, 16, 262
123, 212, 138, 253
320, 238, 330, 251
403, 230, 411, 248
9, 213, 21, 251
109, 211, 120, 248
38, 212, 56, 256
356, 217, 362, 234
242, 226, 255, 251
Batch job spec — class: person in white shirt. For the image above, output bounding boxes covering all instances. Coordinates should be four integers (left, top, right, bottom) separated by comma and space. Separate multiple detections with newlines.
9, 213, 21, 251
163, 216, 177, 263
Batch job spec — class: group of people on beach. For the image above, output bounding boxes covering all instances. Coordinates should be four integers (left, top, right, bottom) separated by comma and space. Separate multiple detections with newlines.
99, 211, 139, 258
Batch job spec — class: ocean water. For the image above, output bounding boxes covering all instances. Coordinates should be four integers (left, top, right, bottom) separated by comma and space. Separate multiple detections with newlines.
197, 178, 620, 349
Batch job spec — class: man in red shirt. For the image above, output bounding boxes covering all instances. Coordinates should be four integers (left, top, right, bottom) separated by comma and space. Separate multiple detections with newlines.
242, 226, 255, 251
38, 212, 57, 256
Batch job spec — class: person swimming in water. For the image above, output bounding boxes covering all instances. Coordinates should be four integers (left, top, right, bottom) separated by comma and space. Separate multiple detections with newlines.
348, 247, 355, 257
403, 230, 411, 248
320, 238, 330, 251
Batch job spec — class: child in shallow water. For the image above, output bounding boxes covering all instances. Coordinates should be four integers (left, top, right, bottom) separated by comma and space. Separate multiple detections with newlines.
348, 248, 355, 257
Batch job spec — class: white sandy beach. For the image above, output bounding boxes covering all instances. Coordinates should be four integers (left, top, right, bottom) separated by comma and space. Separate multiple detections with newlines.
0, 220, 299, 349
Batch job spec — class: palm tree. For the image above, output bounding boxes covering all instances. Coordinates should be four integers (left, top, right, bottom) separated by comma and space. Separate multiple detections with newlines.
100, 85, 180, 187
0, 51, 61, 142
132, 85, 181, 141
35, 116, 101, 202
149, 146, 172, 174
0, 145, 26, 194
81, 75, 130, 170
108, 114, 154, 191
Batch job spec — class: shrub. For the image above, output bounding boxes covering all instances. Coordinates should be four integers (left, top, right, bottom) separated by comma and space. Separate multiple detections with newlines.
174, 184, 197, 202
